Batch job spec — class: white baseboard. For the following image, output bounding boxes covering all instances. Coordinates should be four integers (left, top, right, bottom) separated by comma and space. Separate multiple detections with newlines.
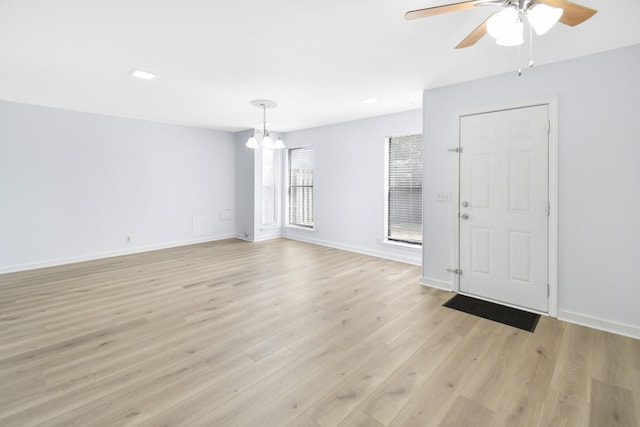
234, 233, 253, 242
252, 234, 282, 243
420, 277, 454, 292
0, 234, 236, 274
234, 233, 282, 243
282, 234, 421, 266
558, 310, 640, 340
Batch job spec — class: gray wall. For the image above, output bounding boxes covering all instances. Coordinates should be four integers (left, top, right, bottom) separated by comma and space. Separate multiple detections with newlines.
423, 44, 640, 335
284, 109, 423, 265
0, 101, 236, 272
234, 129, 256, 240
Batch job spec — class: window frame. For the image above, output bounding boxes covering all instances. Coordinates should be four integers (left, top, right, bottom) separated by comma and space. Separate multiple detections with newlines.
286, 146, 314, 230
260, 148, 281, 230
384, 134, 423, 247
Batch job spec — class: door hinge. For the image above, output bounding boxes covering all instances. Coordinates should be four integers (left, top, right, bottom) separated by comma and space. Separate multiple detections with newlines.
447, 147, 463, 153
447, 268, 463, 275
547, 120, 551, 135
547, 202, 550, 216
547, 283, 550, 297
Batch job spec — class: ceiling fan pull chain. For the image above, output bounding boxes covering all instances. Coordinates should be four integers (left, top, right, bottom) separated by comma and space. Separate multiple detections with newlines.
518, 43, 522, 76
528, 21, 535, 68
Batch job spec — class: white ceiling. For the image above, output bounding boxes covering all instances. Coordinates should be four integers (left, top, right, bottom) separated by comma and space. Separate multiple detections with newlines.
1, 0, 638, 132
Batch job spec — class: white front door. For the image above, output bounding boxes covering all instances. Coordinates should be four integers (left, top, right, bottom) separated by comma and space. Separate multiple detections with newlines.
459, 105, 549, 313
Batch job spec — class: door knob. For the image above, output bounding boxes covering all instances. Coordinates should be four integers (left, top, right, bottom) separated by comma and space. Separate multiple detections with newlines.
461, 213, 469, 220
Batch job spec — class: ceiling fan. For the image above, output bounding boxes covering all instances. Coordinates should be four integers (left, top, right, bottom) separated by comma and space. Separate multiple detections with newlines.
405, 0, 597, 49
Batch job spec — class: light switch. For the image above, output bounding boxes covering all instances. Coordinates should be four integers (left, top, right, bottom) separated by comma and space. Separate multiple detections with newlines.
436, 191, 451, 202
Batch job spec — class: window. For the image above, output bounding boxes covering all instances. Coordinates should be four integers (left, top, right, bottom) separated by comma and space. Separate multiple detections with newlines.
288, 147, 314, 228
386, 134, 422, 245
261, 149, 277, 227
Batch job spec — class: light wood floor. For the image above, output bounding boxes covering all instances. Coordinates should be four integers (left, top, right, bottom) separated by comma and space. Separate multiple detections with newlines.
0, 239, 638, 426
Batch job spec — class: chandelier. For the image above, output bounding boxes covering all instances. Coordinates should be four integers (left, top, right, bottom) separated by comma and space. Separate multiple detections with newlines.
245, 99, 285, 150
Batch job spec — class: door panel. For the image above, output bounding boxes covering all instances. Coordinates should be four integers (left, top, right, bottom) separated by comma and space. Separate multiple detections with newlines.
459, 105, 549, 312
471, 228, 492, 275
471, 154, 492, 209
509, 231, 533, 283
509, 152, 533, 212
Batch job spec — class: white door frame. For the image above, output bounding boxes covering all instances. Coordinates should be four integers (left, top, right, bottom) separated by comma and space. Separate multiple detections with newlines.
451, 96, 559, 317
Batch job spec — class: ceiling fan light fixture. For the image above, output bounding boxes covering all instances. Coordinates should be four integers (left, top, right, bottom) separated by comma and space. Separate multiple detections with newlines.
496, 20, 524, 46
488, 7, 523, 46
487, 7, 520, 39
527, 3, 563, 35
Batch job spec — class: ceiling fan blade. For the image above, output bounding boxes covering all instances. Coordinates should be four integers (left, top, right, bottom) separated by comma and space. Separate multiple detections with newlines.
455, 14, 494, 49
405, 1, 483, 20
538, 0, 597, 26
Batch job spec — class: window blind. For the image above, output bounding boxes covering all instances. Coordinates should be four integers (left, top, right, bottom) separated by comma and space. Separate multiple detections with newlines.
387, 134, 422, 244
288, 147, 314, 228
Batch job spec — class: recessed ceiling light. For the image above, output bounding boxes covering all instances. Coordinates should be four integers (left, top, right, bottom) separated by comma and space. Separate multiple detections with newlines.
129, 69, 156, 80
360, 97, 379, 104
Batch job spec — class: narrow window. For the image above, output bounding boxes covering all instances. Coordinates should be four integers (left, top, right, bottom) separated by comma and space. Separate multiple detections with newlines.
386, 134, 422, 245
261, 149, 277, 227
288, 147, 314, 228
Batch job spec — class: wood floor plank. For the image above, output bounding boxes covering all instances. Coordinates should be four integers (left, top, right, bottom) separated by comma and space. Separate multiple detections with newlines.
437, 395, 494, 427
232, 339, 388, 427
500, 317, 564, 403
37, 354, 214, 427
549, 322, 594, 400
358, 318, 465, 425
459, 326, 528, 411
413, 320, 498, 413
192, 338, 387, 427
0, 317, 149, 369
134, 347, 301, 427
490, 394, 544, 427
306, 330, 429, 426
336, 408, 385, 427
287, 413, 322, 427
0, 238, 638, 426
589, 379, 638, 427
633, 369, 640, 423
388, 401, 442, 427
538, 389, 589, 427
592, 330, 635, 390
367, 297, 440, 345
69, 352, 254, 427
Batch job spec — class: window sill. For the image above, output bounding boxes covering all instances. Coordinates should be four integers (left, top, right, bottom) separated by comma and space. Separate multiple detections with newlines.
284, 225, 317, 233
378, 239, 422, 251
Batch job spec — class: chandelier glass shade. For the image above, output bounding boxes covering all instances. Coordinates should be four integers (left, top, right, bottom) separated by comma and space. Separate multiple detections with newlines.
246, 135, 259, 149
261, 135, 274, 149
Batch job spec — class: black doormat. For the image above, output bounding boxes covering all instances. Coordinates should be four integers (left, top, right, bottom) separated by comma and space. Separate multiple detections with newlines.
443, 294, 540, 332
